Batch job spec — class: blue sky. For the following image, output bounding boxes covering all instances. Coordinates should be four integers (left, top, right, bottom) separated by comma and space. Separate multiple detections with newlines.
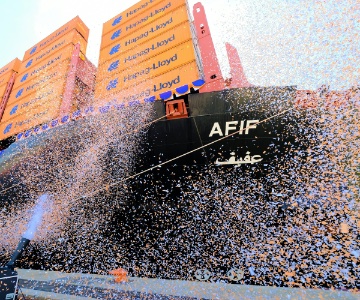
0, 0, 358, 89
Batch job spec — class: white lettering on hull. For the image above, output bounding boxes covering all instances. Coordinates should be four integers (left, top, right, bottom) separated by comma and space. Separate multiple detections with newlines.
209, 120, 259, 137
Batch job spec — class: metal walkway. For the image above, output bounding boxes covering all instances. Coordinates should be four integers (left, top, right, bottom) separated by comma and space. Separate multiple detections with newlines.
16, 269, 358, 300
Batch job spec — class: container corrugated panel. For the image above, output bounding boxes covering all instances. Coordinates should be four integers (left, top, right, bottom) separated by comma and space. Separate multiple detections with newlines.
0, 97, 62, 140
102, 0, 162, 36
22, 16, 89, 61
13, 44, 76, 90
18, 30, 87, 76
99, 5, 189, 59
0, 83, 10, 98
98, 21, 192, 68
8, 58, 71, 105
0, 72, 16, 90
0, 58, 21, 81
94, 60, 200, 105
96, 40, 198, 96
100, 0, 186, 49
14, 44, 74, 89
1, 79, 66, 122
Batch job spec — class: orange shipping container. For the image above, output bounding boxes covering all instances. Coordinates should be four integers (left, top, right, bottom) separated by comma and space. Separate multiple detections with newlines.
0, 74, 17, 98
18, 30, 87, 76
99, 5, 189, 56
101, 0, 186, 49
0, 58, 21, 81
7, 62, 70, 105
96, 40, 197, 93
98, 21, 192, 68
102, 0, 162, 36
0, 83, 9, 98
13, 43, 76, 89
0, 71, 16, 88
1, 80, 65, 122
0, 97, 62, 140
95, 60, 200, 104
23, 16, 89, 61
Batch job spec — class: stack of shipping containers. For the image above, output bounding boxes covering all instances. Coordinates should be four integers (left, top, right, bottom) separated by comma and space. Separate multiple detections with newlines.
0, 16, 90, 141
0, 0, 205, 144
94, 0, 202, 107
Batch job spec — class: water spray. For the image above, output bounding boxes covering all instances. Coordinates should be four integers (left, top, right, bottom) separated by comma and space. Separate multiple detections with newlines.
6, 193, 50, 270
0, 193, 50, 300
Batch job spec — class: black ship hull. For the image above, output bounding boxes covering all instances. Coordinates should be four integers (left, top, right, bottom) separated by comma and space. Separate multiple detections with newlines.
0, 87, 357, 289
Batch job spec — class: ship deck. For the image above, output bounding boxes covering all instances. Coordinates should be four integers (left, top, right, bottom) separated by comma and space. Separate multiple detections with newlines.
16, 269, 358, 300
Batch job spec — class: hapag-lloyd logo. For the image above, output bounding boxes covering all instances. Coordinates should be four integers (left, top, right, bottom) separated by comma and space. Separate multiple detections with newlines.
106, 54, 180, 92
4, 123, 12, 134
106, 74, 180, 94
20, 54, 63, 83
123, 88, 151, 102
9, 105, 18, 115
125, 1, 172, 32
124, 17, 173, 47
7, 90, 55, 118
0, 66, 9, 76
125, 0, 155, 18
39, 26, 69, 48
14, 110, 49, 128
153, 75, 180, 92
112, 16, 122, 26
105, 34, 177, 74
123, 53, 178, 82
123, 34, 175, 64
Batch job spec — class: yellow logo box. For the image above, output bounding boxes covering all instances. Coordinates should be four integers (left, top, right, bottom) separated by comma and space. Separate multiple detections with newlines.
7, 58, 71, 105
2, 79, 66, 123
23, 16, 89, 61
0, 58, 21, 82
94, 60, 200, 105
18, 29, 87, 76
101, 0, 186, 49
102, 0, 162, 36
98, 21, 192, 68
0, 96, 62, 140
95, 40, 197, 95
99, 5, 189, 55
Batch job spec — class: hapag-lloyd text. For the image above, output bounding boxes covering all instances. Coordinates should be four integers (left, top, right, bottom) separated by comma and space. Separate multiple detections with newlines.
124, 53, 177, 82
125, 17, 173, 47
126, 2, 172, 31
124, 34, 175, 63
